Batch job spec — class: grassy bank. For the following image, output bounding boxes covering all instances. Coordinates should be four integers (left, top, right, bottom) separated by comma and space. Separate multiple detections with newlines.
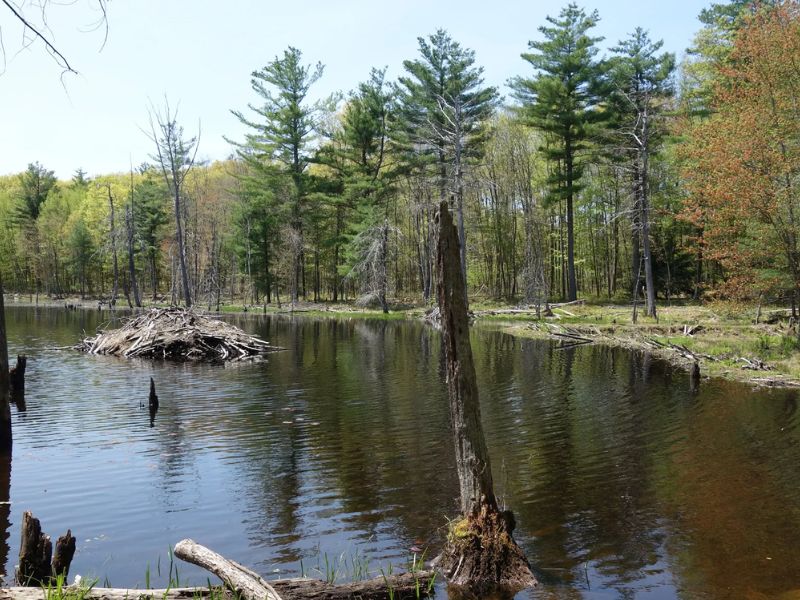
478, 301, 800, 387
6, 293, 799, 386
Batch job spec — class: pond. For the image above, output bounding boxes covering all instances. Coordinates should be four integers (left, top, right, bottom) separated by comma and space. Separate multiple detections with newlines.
3, 306, 800, 599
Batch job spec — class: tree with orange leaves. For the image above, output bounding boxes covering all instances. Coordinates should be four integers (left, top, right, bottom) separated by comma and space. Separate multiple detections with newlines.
683, 1, 800, 302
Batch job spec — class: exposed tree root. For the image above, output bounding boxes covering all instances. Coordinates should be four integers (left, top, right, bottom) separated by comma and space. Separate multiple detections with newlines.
435, 500, 536, 594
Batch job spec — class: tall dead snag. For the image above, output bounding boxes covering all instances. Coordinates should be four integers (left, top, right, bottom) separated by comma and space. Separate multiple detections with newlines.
0, 275, 11, 454
434, 201, 535, 592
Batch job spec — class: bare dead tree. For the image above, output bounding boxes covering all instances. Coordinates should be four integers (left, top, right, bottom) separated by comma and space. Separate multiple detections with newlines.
0, 0, 108, 77
346, 220, 399, 313
106, 184, 119, 305
146, 98, 200, 308
0, 271, 10, 454
434, 201, 535, 592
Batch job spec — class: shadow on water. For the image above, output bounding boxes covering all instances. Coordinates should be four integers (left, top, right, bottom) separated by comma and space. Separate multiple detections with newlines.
3, 306, 800, 599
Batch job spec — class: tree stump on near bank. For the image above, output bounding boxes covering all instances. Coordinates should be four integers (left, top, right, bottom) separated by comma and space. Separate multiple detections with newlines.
16, 512, 75, 586
433, 201, 536, 593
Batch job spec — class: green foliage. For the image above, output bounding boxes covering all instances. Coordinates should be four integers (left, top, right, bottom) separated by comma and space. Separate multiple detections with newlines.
396, 29, 499, 178
513, 3, 606, 204
16, 162, 57, 222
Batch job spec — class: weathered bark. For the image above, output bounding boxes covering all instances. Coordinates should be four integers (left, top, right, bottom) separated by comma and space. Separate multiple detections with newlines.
51, 530, 76, 580
174, 539, 283, 600
16, 512, 52, 586
0, 275, 11, 454
434, 201, 535, 592
436, 201, 494, 514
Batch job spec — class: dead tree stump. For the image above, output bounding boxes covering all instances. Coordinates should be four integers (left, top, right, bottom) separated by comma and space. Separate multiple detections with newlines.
433, 202, 535, 593
51, 530, 76, 580
148, 378, 159, 426
9, 356, 26, 395
16, 512, 76, 586
16, 512, 51, 586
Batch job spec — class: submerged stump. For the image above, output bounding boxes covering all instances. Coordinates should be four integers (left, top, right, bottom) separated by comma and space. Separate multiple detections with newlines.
9, 355, 26, 395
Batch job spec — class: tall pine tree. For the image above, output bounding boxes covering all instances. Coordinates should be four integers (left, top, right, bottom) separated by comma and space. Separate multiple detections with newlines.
513, 3, 606, 301
230, 47, 324, 303
610, 28, 675, 318
397, 30, 498, 291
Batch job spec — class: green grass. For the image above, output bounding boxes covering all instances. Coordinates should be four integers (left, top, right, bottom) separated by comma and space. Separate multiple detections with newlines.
489, 302, 800, 385
42, 574, 97, 600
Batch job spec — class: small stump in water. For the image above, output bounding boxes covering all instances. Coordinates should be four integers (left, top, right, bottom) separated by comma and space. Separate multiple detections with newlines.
75, 307, 283, 361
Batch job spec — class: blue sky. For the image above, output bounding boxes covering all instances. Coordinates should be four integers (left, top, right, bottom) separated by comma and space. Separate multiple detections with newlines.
0, 0, 710, 179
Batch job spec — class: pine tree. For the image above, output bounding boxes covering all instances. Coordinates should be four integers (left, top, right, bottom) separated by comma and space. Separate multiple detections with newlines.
610, 28, 675, 318
230, 47, 324, 303
318, 68, 397, 310
513, 3, 606, 301
16, 162, 56, 223
397, 30, 498, 290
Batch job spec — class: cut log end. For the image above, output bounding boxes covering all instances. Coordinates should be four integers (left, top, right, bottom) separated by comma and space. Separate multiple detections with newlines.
435, 502, 536, 594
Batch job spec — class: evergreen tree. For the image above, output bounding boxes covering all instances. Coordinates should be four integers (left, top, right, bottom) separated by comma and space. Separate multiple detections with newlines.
16, 162, 57, 222
397, 29, 498, 288
230, 46, 324, 302
318, 68, 397, 309
133, 169, 169, 299
610, 28, 675, 318
513, 3, 606, 301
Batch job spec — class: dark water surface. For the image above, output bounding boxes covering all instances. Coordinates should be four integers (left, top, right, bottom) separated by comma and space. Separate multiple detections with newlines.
3, 306, 800, 599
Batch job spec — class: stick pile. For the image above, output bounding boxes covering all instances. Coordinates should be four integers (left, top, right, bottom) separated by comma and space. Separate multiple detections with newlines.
76, 308, 282, 361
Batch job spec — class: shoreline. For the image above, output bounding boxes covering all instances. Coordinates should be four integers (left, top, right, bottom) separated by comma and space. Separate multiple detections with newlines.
5, 294, 800, 388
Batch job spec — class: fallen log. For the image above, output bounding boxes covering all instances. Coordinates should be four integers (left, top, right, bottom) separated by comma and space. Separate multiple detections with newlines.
0, 572, 436, 600
174, 539, 282, 600
174, 539, 435, 600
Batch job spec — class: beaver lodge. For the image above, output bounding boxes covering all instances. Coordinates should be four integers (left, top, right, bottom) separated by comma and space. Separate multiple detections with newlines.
76, 307, 282, 361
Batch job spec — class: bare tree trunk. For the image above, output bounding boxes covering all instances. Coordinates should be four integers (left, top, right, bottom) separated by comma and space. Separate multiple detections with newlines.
639, 113, 657, 319
126, 204, 141, 308
565, 145, 578, 302
434, 201, 535, 592
0, 273, 11, 454
107, 185, 119, 306
174, 191, 192, 308
379, 220, 389, 314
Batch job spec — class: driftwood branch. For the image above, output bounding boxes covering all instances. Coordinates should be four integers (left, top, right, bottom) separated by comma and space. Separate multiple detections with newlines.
174, 539, 435, 600
174, 539, 283, 600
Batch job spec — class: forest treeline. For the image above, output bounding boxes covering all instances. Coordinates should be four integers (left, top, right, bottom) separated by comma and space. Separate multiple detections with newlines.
1, 0, 797, 314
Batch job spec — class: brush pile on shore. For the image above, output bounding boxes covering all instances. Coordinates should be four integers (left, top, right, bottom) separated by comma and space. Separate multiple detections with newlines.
76, 307, 282, 361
